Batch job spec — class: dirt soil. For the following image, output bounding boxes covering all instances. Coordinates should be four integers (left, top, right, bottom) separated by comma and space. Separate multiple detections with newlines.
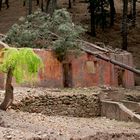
0, 87, 140, 140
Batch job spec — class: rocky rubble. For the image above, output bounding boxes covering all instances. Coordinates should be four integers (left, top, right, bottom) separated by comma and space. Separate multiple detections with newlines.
12, 94, 101, 117
0, 87, 140, 139
0, 108, 140, 140
79, 133, 140, 140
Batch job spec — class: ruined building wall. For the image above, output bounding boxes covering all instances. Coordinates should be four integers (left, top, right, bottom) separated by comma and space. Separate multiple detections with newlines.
0, 49, 135, 88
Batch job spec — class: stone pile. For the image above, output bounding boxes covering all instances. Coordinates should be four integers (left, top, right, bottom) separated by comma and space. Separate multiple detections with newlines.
13, 94, 101, 117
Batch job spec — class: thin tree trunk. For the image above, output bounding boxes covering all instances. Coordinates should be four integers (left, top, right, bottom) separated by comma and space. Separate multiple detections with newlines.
41, 0, 44, 11
101, 0, 105, 30
109, 0, 116, 26
45, 0, 51, 13
37, 0, 39, 5
132, 0, 136, 27
51, 0, 57, 15
0, 0, 2, 11
122, 0, 128, 50
5, 0, 9, 9
89, 0, 96, 36
28, 0, 32, 15
0, 69, 13, 111
23, 0, 26, 6
45, 0, 57, 15
129, 0, 133, 18
68, 0, 72, 8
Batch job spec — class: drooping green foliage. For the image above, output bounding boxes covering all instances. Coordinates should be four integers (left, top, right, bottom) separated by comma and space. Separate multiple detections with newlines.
5, 9, 85, 61
0, 47, 43, 83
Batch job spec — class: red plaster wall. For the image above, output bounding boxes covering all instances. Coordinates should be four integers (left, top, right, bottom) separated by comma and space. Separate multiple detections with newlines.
0, 49, 135, 88
68, 52, 100, 87
67, 52, 121, 87
31, 49, 63, 88
67, 51, 134, 88
109, 52, 134, 88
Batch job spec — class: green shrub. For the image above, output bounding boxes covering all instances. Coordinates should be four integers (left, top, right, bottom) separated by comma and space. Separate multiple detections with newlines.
0, 47, 43, 83
5, 9, 85, 61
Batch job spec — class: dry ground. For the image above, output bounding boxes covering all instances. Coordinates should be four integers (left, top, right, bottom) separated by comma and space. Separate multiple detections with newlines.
0, 87, 140, 140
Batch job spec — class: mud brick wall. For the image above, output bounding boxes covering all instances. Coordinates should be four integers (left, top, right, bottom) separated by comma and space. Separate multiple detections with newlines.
33, 49, 63, 88
14, 94, 101, 117
66, 51, 134, 88
34, 49, 134, 88
0, 49, 135, 88
110, 52, 134, 88
68, 53, 113, 87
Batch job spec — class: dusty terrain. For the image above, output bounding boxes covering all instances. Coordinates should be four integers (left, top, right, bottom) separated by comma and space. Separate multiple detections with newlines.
0, 87, 140, 140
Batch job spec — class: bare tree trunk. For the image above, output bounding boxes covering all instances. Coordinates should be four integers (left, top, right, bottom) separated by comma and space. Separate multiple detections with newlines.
41, 0, 44, 11
23, 0, 26, 6
109, 0, 116, 26
68, 0, 72, 8
132, 0, 136, 27
37, 0, 39, 5
101, 0, 105, 30
0, 0, 2, 11
45, 0, 51, 13
45, 0, 57, 15
5, 0, 9, 9
89, 0, 96, 36
28, 0, 32, 15
0, 69, 13, 111
129, 0, 133, 18
122, 0, 128, 50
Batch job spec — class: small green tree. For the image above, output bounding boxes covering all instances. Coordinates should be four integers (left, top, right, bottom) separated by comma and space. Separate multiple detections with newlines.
0, 43, 43, 110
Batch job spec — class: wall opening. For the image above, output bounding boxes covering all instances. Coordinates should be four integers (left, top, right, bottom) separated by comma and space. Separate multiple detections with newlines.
117, 68, 125, 87
86, 61, 97, 74
63, 63, 72, 87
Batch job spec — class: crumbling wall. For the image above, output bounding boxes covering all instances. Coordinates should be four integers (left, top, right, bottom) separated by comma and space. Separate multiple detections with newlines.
0, 49, 135, 88
13, 94, 101, 118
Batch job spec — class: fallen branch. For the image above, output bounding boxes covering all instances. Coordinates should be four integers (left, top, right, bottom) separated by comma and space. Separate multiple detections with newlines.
81, 46, 140, 75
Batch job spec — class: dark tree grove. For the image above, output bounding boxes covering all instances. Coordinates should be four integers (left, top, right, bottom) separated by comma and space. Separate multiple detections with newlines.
88, 0, 137, 50
89, 0, 96, 36
88, 0, 111, 36
28, 0, 33, 15
0, 0, 138, 51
